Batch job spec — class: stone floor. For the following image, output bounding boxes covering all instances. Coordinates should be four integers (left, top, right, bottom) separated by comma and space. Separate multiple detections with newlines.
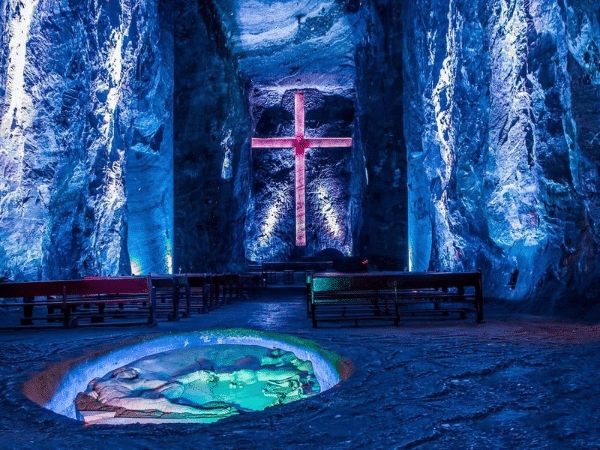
1, 288, 600, 449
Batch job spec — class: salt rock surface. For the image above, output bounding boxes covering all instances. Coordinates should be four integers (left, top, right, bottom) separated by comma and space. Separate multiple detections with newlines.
405, 0, 600, 316
0, 0, 173, 280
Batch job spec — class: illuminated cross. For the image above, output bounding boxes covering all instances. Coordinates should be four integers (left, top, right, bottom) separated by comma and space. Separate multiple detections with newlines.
252, 92, 352, 246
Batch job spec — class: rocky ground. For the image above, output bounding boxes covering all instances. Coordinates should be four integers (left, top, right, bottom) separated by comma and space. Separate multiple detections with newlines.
1, 288, 600, 449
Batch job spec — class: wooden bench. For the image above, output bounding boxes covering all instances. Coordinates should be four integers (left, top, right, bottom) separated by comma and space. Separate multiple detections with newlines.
176, 274, 243, 315
0, 273, 247, 328
262, 261, 335, 272
0, 277, 156, 328
239, 273, 266, 297
260, 261, 334, 285
149, 276, 181, 321
308, 271, 483, 327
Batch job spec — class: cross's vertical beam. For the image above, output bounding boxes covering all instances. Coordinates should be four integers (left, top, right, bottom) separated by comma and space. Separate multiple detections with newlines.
295, 143, 306, 246
294, 92, 306, 246
295, 92, 305, 137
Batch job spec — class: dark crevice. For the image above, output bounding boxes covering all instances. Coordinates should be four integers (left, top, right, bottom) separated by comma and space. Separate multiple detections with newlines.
197, 0, 231, 58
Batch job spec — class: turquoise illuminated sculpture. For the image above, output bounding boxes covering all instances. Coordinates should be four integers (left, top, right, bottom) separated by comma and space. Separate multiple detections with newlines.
77, 345, 321, 423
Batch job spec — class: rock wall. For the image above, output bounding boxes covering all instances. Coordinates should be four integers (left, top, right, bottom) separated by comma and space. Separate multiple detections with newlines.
356, 0, 407, 270
173, 0, 249, 272
0, 0, 173, 280
405, 0, 600, 317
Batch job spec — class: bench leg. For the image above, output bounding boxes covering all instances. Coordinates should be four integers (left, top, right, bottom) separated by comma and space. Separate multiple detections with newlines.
475, 292, 483, 323
63, 306, 71, 328
91, 302, 105, 323
185, 285, 191, 317
203, 285, 210, 314
169, 284, 180, 322
21, 296, 34, 326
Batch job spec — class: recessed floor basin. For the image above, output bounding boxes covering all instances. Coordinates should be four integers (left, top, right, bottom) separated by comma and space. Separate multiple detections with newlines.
24, 329, 353, 425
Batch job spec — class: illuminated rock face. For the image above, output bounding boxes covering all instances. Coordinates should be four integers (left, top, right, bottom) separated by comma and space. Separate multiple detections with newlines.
405, 0, 600, 314
76, 345, 321, 424
0, 0, 173, 280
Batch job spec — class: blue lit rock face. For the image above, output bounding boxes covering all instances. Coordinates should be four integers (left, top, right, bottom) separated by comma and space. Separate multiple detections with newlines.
405, 0, 600, 316
0, 0, 173, 280
219, 0, 360, 88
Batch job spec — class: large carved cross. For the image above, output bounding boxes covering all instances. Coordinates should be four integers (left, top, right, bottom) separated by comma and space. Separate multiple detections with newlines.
252, 92, 352, 246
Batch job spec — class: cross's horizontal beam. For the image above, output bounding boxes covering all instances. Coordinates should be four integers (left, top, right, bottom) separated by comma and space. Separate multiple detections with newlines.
251, 137, 352, 149
252, 138, 296, 148
306, 137, 352, 148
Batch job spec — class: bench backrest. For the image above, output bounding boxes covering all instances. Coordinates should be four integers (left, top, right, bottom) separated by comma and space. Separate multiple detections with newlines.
0, 277, 151, 298
150, 276, 176, 289
310, 272, 482, 293
263, 261, 334, 271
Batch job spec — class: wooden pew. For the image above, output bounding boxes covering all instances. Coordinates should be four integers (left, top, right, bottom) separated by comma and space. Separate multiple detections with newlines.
178, 274, 210, 314
0, 277, 156, 328
169, 273, 243, 316
308, 271, 483, 328
149, 276, 182, 321
208, 274, 242, 308
262, 261, 334, 272
261, 261, 334, 285
0, 272, 248, 329
239, 273, 265, 297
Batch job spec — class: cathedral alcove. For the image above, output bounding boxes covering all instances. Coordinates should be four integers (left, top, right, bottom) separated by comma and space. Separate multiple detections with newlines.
0, 0, 598, 316
173, 0, 407, 274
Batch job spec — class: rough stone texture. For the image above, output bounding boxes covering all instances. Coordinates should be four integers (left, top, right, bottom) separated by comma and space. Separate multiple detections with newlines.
173, 0, 249, 272
355, 0, 407, 270
228, 0, 365, 264
218, 0, 360, 87
0, 0, 173, 280
182, 0, 369, 265
405, 0, 600, 317
219, 0, 400, 265
125, 1, 174, 276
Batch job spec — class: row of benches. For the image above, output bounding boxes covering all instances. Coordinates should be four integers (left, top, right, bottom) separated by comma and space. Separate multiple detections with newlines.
306, 271, 484, 327
0, 270, 484, 328
0, 273, 264, 328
